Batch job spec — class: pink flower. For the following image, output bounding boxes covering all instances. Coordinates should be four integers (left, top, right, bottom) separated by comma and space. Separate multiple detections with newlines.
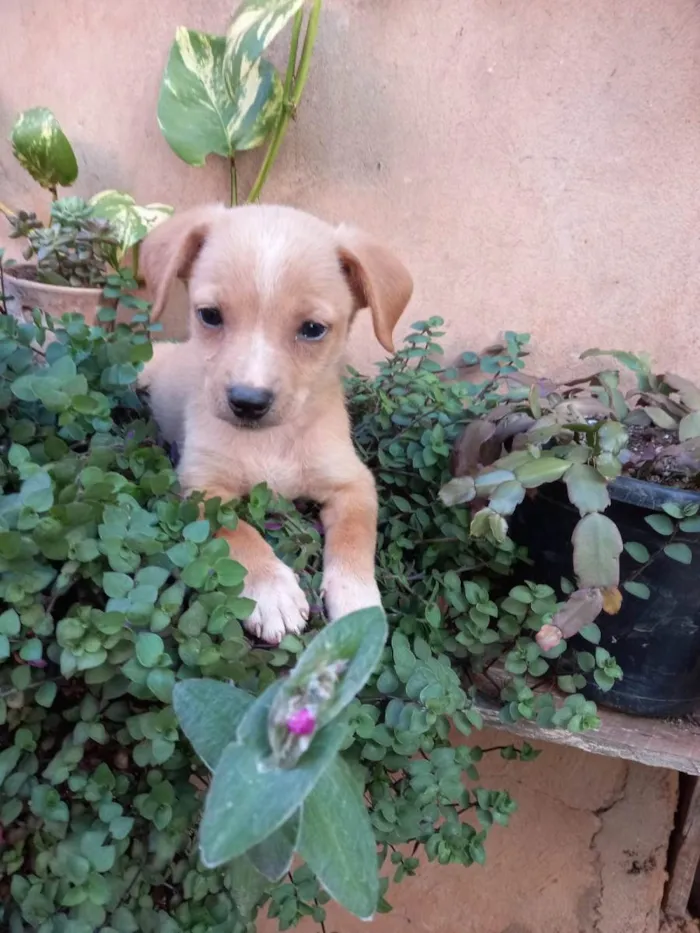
536, 623, 563, 652
286, 707, 316, 736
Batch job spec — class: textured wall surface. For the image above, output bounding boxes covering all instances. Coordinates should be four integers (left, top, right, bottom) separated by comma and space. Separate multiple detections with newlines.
2, 0, 700, 377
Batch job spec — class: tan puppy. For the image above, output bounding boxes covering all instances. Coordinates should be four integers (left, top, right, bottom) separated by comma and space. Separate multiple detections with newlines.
138, 204, 413, 643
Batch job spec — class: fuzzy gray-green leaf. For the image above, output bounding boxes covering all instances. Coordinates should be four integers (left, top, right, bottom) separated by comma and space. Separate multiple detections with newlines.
158, 27, 282, 166
173, 678, 253, 770
227, 854, 269, 916
200, 683, 348, 868
11, 107, 78, 190
298, 755, 379, 920
248, 812, 301, 881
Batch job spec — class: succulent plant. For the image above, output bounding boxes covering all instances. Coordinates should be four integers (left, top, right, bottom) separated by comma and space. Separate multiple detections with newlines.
440, 348, 700, 647
8, 196, 119, 288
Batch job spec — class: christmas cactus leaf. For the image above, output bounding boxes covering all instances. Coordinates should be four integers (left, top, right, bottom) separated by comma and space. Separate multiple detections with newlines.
564, 463, 610, 516
515, 457, 572, 489
664, 373, 700, 409
644, 407, 677, 430
549, 588, 604, 638
438, 476, 476, 506
679, 411, 700, 442
489, 480, 526, 517
473, 469, 516, 497
572, 513, 623, 588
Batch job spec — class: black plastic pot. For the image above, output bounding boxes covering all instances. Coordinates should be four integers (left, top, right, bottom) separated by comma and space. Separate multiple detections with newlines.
510, 476, 700, 718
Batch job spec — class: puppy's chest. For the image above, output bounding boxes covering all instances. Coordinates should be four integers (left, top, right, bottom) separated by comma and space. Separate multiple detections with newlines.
236, 445, 306, 499
203, 430, 311, 500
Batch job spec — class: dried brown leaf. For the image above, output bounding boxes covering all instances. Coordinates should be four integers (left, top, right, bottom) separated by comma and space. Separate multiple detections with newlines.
452, 421, 497, 476
601, 585, 622, 615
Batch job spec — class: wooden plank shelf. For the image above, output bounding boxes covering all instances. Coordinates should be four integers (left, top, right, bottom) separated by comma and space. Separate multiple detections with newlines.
474, 693, 700, 776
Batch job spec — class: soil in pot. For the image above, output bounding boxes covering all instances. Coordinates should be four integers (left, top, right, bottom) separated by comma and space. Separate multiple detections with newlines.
510, 455, 700, 718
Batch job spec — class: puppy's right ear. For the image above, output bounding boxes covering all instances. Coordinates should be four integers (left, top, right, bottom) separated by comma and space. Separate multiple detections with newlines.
140, 205, 226, 321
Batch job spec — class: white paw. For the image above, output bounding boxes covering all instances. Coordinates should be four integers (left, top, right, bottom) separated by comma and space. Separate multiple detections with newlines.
321, 567, 382, 621
243, 561, 310, 644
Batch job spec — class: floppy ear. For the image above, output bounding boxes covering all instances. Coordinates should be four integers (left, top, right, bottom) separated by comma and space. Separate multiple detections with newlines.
140, 204, 227, 321
336, 225, 413, 353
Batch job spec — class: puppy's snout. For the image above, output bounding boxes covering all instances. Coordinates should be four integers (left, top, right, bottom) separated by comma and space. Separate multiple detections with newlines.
227, 384, 274, 422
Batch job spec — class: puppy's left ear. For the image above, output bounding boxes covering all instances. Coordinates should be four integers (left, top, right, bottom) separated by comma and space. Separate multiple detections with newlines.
337, 225, 413, 353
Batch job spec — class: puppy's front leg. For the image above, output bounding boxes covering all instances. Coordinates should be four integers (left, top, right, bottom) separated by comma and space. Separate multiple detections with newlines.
320, 468, 382, 620
198, 487, 310, 644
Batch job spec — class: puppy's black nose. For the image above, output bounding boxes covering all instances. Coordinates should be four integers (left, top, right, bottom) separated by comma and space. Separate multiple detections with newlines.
227, 385, 274, 421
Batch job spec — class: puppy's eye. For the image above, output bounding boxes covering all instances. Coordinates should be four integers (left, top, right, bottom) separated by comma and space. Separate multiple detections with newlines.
197, 307, 223, 328
297, 321, 328, 341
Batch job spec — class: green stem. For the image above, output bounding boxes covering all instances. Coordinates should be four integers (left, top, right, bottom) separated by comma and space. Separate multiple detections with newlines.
0, 201, 16, 219
230, 157, 239, 207
291, 0, 322, 108
0, 262, 7, 315
132, 242, 141, 282
49, 185, 58, 202
246, 0, 321, 203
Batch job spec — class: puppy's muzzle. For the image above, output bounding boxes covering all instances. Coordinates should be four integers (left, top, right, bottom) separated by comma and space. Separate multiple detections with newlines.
227, 384, 274, 423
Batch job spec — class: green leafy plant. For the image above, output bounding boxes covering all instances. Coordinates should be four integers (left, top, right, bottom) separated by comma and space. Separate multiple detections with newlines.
3, 107, 172, 283
442, 346, 700, 652
158, 0, 322, 205
0, 302, 610, 932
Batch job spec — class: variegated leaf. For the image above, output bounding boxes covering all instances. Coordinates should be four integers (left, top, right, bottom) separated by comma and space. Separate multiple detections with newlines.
11, 107, 78, 190
224, 0, 305, 97
90, 190, 173, 262
158, 27, 283, 166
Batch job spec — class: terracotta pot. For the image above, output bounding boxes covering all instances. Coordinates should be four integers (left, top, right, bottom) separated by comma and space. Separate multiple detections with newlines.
2, 263, 102, 326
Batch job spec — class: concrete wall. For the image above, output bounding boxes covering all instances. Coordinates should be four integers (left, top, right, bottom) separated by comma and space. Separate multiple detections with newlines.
2, 0, 700, 377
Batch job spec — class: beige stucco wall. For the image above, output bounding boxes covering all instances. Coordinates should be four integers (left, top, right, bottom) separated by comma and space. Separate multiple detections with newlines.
2, 0, 700, 378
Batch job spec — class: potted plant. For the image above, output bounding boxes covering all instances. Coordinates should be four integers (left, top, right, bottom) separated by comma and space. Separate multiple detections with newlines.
2, 302, 613, 931
443, 345, 700, 718
2, 107, 172, 325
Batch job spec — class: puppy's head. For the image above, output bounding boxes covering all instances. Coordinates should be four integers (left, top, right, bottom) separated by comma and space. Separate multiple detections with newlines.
141, 204, 413, 429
